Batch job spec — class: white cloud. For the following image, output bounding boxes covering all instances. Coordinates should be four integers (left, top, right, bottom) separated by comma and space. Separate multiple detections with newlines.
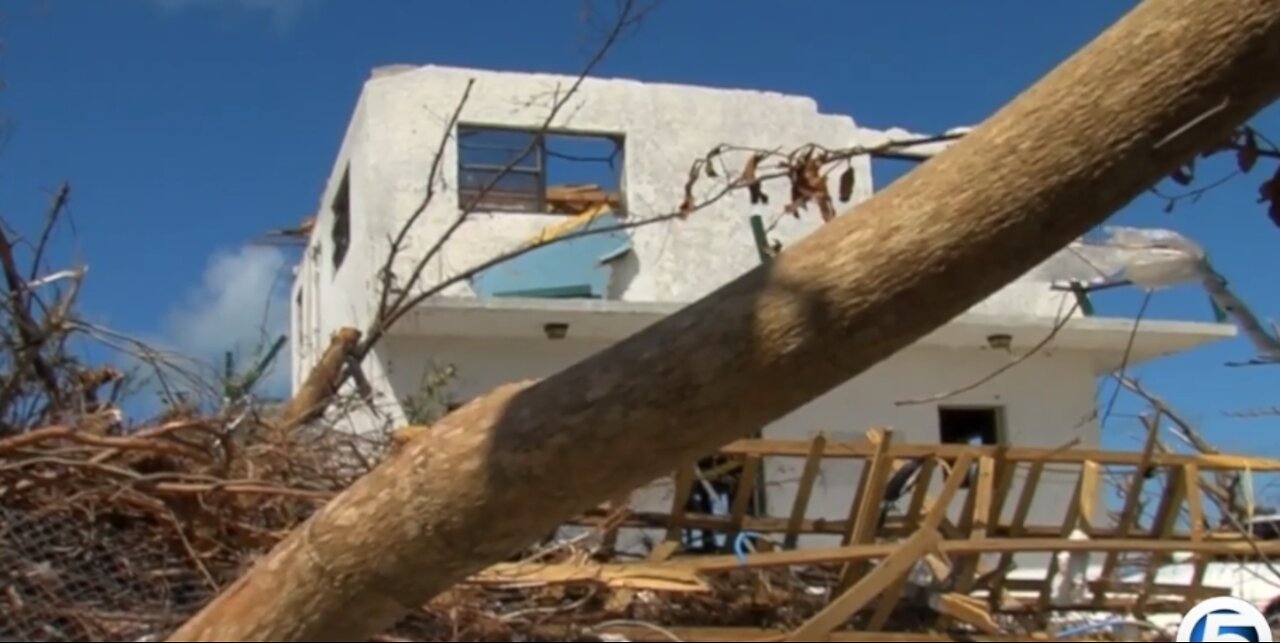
160, 245, 292, 397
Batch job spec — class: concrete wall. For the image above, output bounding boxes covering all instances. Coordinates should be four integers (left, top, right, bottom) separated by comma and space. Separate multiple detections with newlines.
373, 334, 1101, 562
357, 65, 875, 306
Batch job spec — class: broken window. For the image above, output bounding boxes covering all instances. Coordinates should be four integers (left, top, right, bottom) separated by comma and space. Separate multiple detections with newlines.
456, 125, 624, 215
331, 167, 351, 271
938, 406, 1003, 487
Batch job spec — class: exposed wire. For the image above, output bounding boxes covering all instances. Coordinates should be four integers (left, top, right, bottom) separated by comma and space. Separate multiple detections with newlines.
1100, 290, 1153, 429
896, 301, 1080, 406
593, 619, 686, 642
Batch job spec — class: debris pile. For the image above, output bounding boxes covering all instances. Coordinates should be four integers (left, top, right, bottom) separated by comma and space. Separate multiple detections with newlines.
7, 411, 1280, 641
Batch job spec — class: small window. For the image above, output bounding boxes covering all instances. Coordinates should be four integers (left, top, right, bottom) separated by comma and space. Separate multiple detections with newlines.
457, 125, 624, 215
939, 406, 1003, 487
331, 168, 351, 271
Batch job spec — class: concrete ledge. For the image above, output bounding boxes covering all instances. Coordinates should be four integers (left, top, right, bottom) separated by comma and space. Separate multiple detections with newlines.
391, 296, 1236, 367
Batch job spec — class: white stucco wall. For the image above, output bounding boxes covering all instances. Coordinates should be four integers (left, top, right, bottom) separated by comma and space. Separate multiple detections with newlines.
291, 64, 1157, 384
358, 65, 878, 306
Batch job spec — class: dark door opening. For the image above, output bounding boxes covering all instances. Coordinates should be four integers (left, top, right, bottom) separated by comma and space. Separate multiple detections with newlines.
938, 406, 1004, 487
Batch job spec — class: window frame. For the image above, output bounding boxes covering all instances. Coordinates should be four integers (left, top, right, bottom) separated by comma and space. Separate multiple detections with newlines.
457, 124, 549, 214
455, 124, 626, 216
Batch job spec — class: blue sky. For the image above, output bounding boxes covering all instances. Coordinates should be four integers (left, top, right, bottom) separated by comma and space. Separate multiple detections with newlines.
1, 0, 1277, 455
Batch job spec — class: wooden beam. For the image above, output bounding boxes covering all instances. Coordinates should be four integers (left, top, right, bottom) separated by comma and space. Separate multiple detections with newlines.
991, 461, 1041, 606
787, 527, 943, 641
556, 624, 1050, 642
937, 456, 995, 629
727, 455, 762, 544
719, 440, 1280, 471
931, 593, 1002, 635
839, 429, 895, 588
1185, 463, 1210, 611
1096, 416, 1159, 606
680, 537, 1280, 574
787, 455, 972, 641
784, 433, 828, 549
1138, 466, 1187, 616
652, 466, 697, 562
868, 457, 938, 629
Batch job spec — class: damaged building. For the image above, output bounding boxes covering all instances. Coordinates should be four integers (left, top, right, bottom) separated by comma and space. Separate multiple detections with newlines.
288, 64, 1248, 612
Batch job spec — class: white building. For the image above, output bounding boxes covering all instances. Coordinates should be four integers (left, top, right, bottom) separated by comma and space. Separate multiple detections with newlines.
290, 64, 1235, 555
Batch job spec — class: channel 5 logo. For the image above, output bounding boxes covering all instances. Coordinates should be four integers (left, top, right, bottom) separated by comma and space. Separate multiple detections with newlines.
1178, 597, 1274, 642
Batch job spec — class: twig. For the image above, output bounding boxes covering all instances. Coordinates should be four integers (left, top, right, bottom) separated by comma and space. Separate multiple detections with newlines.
0, 425, 211, 461
29, 182, 71, 282
1101, 290, 1153, 428
896, 301, 1080, 406
374, 78, 478, 324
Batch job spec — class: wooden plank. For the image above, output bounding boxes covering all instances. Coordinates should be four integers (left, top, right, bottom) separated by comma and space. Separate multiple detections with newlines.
556, 624, 1048, 642
727, 455, 762, 543
787, 456, 972, 641
978, 449, 1015, 598
576, 509, 1223, 541
719, 439, 1280, 471
784, 433, 828, 549
988, 447, 1017, 530
991, 461, 1041, 606
1078, 461, 1101, 532
648, 540, 681, 563
839, 429, 895, 588
682, 536, 1280, 573
598, 493, 630, 557
652, 466, 697, 561
786, 527, 943, 641
1185, 463, 1210, 611
998, 578, 1227, 599
867, 458, 938, 630
931, 593, 1001, 635
471, 562, 708, 592
942, 453, 998, 630
1096, 416, 1160, 606
1138, 466, 1187, 616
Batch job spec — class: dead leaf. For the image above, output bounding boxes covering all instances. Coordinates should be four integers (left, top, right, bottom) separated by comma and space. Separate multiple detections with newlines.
680, 162, 700, 218
743, 153, 768, 205
1240, 129, 1260, 173
741, 154, 759, 184
839, 165, 856, 202
1265, 166, 1280, 227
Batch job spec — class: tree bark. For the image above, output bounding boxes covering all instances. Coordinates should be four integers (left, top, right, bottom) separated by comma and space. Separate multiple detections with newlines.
274, 327, 361, 434
169, 0, 1280, 640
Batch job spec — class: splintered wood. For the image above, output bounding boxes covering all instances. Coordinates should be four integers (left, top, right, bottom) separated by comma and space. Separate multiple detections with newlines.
561, 429, 1280, 641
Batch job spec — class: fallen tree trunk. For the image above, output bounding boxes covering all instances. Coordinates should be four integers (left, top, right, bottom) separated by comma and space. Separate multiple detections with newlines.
168, 0, 1280, 640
